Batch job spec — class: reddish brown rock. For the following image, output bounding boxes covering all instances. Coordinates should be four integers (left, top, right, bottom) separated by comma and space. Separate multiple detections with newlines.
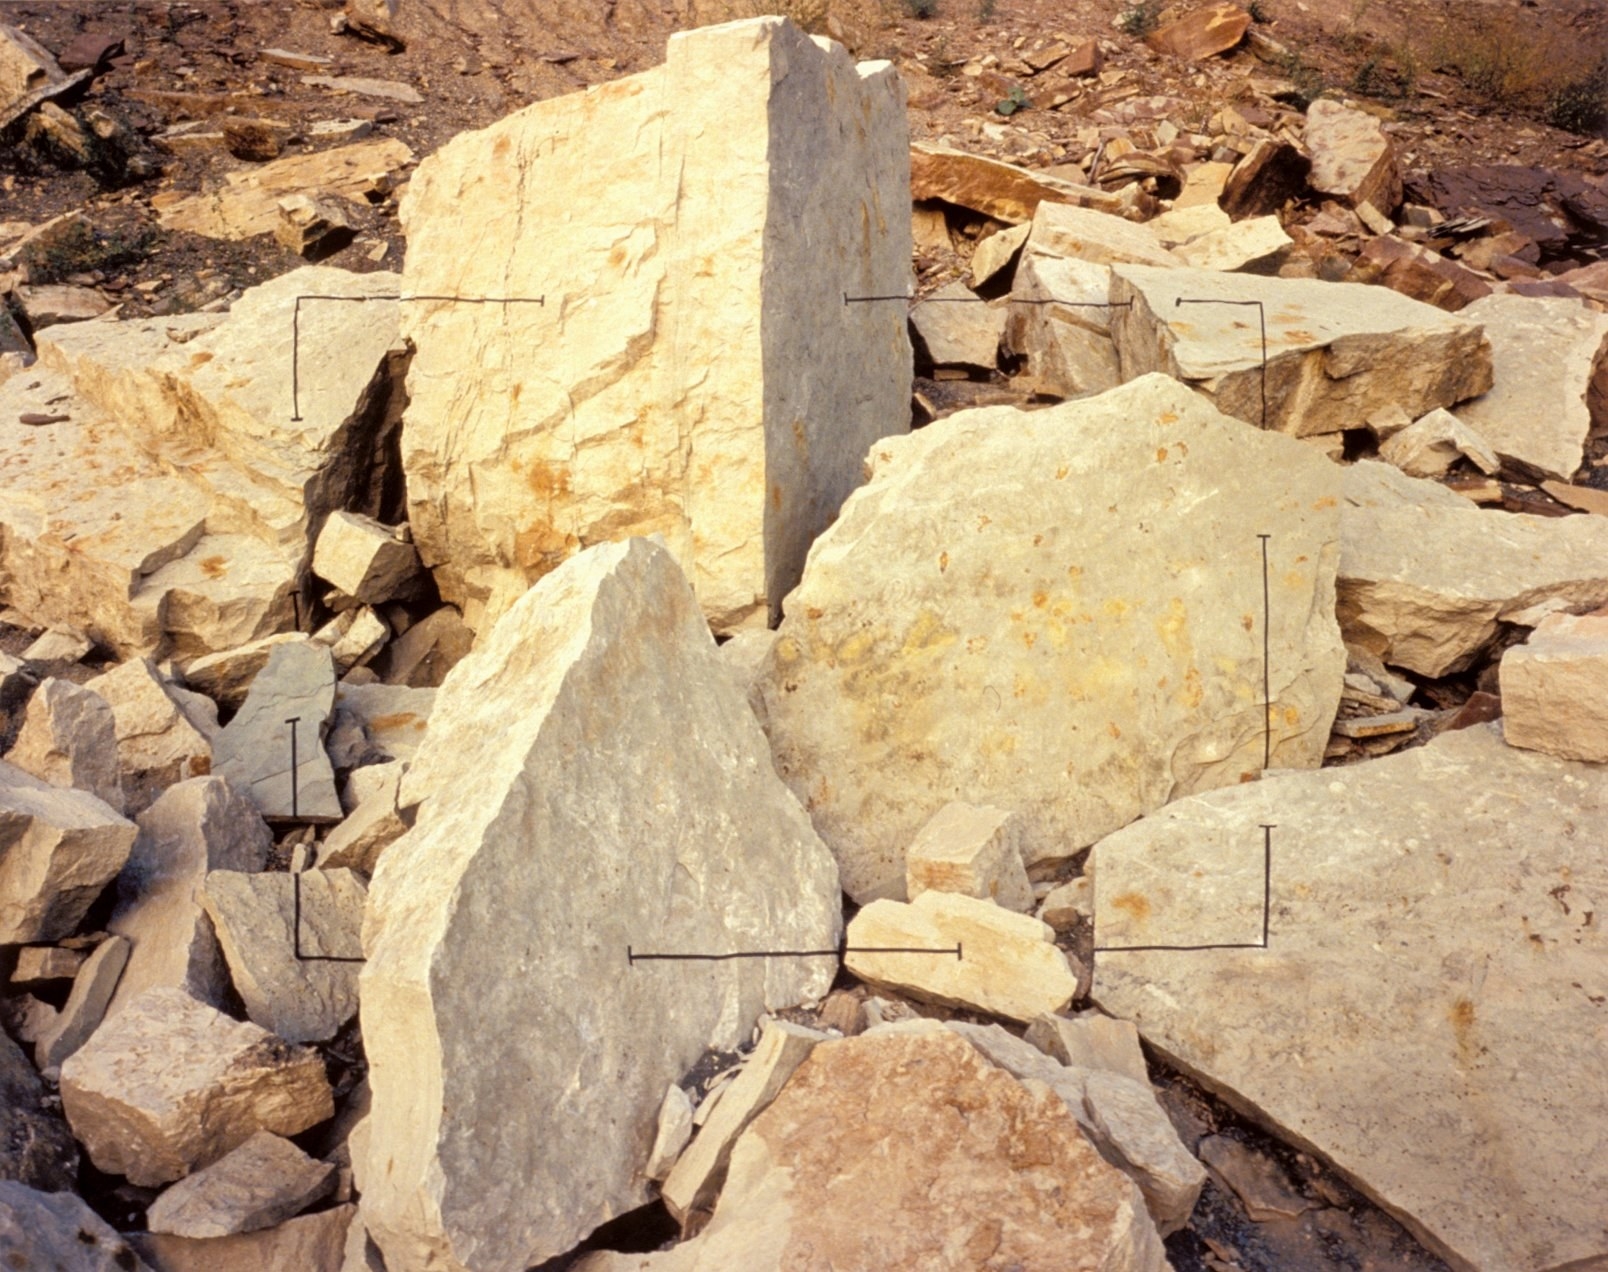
1220, 139, 1311, 221
1145, 4, 1251, 61
1352, 236, 1494, 312
911, 143, 1127, 224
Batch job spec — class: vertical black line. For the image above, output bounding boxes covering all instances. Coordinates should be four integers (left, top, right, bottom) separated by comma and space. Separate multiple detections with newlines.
1260, 534, 1272, 769
1260, 824, 1274, 948
291, 297, 303, 422
286, 717, 300, 820
1256, 300, 1268, 431
292, 867, 303, 960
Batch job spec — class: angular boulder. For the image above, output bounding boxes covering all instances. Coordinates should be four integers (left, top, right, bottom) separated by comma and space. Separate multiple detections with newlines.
213, 640, 340, 820
87, 657, 217, 813
5, 676, 123, 811
107, 776, 273, 1019
399, 18, 911, 633
1338, 460, 1608, 676
146, 1130, 336, 1238
1304, 98, 1402, 216
1145, 3, 1251, 61
1453, 294, 1608, 481
757, 374, 1344, 901
0, 759, 136, 943
1110, 265, 1492, 437
577, 1025, 1167, 1272
312, 511, 421, 605
129, 1205, 355, 1272
358, 538, 841, 1272
60, 987, 333, 1187
911, 141, 1127, 222
1500, 611, 1608, 762
1090, 724, 1608, 1272
905, 801, 1034, 912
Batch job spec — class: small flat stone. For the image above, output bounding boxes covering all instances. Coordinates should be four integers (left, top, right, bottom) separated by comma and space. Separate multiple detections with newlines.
302, 74, 423, 104
146, 1130, 336, 1237
1333, 709, 1422, 738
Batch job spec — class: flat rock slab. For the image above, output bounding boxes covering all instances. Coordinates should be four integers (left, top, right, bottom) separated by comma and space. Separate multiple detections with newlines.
756, 374, 1344, 902
0, 1179, 152, 1272
1110, 265, 1493, 437
1145, 3, 1250, 60
909, 281, 1005, 371
1339, 460, 1608, 676
911, 142, 1127, 221
88, 657, 218, 813
34, 933, 129, 1070
577, 1024, 1167, 1272
146, 1130, 335, 1237
330, 682, 433, 763
107, 776, 272, 1019
60, 987, 333, 1186
202, 868, 365, 1043
1090, 723, 1608, 1272
400, 17, 910, 634
0, 758, 136, 943
130, 1204, 354, 1272
358, 538, 841, 1272
1454, 294, 1608, 481
213, 640, 340, 820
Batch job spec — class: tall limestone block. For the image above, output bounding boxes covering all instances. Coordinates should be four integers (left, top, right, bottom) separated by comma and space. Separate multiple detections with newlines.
398, 17, 912, 633
358, 538, 841, 1272
757, 374, 1345, 903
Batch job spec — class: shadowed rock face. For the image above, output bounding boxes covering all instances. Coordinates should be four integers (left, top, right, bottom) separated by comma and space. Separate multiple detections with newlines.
358, 537, 841, 1272
397, 16, 911, 635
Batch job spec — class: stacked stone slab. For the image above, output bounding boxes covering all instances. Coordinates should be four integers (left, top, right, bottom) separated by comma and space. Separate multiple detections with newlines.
397, 17, 912, 633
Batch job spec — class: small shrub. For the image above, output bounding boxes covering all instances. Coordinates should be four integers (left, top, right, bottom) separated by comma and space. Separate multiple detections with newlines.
995, 84, 1030, 115
1545, 60, 1608, 135
904, 0, 938, 16
1430, 9, 1608, 132
16, 218, 155, 285
1278, 49, 1327, 110
977, 0, 996, 21
1118, 1, 1162, 38
1247, 0, 1270, 23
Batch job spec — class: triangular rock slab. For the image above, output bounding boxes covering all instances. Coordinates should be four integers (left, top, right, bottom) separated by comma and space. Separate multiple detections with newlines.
1089, 724, 1608, 1272
756, 373, 1345, 902
213, 640, 340, 820
358, 538, 841, 1272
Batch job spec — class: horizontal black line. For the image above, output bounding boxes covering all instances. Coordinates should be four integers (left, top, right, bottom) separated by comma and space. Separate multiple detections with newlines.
294, 954, 366, 963
628, 944, 962, 964
843, 293, 1134, 308
1093, 941, 1268, 953
294, 293, 546, 304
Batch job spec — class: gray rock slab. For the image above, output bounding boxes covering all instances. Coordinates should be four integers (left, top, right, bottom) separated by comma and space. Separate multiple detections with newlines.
756, 373, 1345, 902
1110, 265, 1493, 437
315, 766, 410, 874
107, 776, 273, 1020
61, 987, 333, 1187
330, 682, 433, 764
146, 1129, 336, 1237
214, 640, 340, 820
35, 933, 129, 1070
202, 868, 365, 1043
0, 1179, 151, 1271
358, 537, 842, 1272
0, 1029, 79, 1190
1090, 723, 1608, 1272
910, 281, 1005, 371
1339, 460, 1608, 676
6, 676, 123, 811
0, 758, 136, 943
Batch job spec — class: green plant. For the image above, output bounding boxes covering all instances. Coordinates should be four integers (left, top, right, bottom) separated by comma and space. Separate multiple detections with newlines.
995, 84, 1030, 115
1278, 49, 1327, 110
1350, 57, 1384, 97
1118, 1, 1161, 37
977, 0, 996, 20
904, 0, 938, 16
1545, 59, 1608, 135
1428, 8, 1607, 128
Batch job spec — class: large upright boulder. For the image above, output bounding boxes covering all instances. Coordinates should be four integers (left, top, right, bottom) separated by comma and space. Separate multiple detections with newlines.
1110, 265, 1492, 437
397, 17, 912, 633
1090, 724, 1608, 1272
358, 538, 841, 1272
1304, 98, 1402, 216
5, 676, 123, 810
756, 374, 1344, 903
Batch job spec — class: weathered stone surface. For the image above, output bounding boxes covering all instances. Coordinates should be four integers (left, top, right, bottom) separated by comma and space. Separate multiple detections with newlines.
1338, 460, 1608, 675
17, 282, 113, 328
1304, 98, 1401, 216
155, 139, 412, 239
316, 606, 389, 675
905, 801, 1034, 912
34, 933, 129, 1070
757, 374, 1344, 901
107, 776, 272, 1019
1378, 407, 1499, 478
1145, 3, 1250, 60
1352, 235, 1493, 312
0, 759, 135, 943
88, 658, 217, 812
645, 1085, 694, 1184
147, 1130, 336, 1237
845, 890, 1079, 1023
315, 766, 409, 873
274, 193, 356, 257
1038, 876, 1092, 933
0, 1029, 78, 1190
6, 676, 123, 810
214, 640, 340, 820
1454, 294, 1608, 481
401, 19, 910, 635
1197, 1136, 1312, 1222
911, 141, 1127, 222
0, 371, 298, 661
202, 868, 365, 1043
60, 987, 333, 1186
1090, 723, 1608, 1272
661, 1020, 825, 1222
370, 605, 470, 688
312, 511, 421, 604
1500, 612, 1608, 762
178, 634, 305, 710
358, 538, 841, 1272
1169, 215, 1290, 272
1026, 1011, 1151, 1086
40, 266, 405, 552
968, 220, 1030, 286
23, 627, 94, 665
1112, 265, 1493, 437
0, 1180, 151, 1272
130, 1205, 355, 1272
0, 23, 63, 107
1003, 251, 1125, 398
1220, 138, 1310, 221
577, 1025, 1167, 1272
12, 943, 84, 983
910, 280, 1004, 371
330, 682, 432, 765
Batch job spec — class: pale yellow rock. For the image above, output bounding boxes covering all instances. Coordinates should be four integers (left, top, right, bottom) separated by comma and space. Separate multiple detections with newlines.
968, 221, 1030, 287
1147, 200, 1230, 247
1169, 215, 1291, 272
1500, 612, 1608, 762
312, 512, 420, 604
757, 374, 1345, 902
130, 1205, 355, 1272
845, 890, 1078, 1023
904, 801, 1034, 913
1025, 1011, 1151, 1086
179, 634, 305, 710
398, 18, 911, 633
145, 1130, 336, 1238
1378, 407, 1499, 478
33, 934, 129, 1070
156, 139, 413, 239
6, 677, 123, 811
87, 658, 217, 813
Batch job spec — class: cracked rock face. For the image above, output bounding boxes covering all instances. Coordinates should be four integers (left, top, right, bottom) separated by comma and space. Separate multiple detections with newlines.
397, 16, 912, 634
358, 537, 841, 1272
756, 373, 1345, 903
